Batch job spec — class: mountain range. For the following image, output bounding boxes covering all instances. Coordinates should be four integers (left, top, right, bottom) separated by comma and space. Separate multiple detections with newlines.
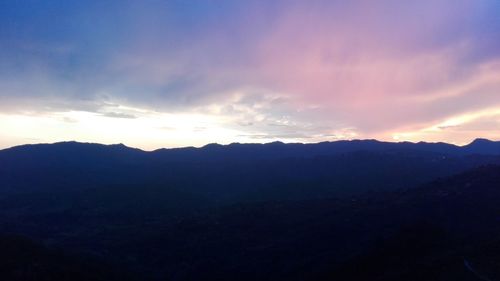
0, 138, 499, 280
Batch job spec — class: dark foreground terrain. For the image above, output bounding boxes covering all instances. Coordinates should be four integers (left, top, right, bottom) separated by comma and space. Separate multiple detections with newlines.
0, 139, 499, 280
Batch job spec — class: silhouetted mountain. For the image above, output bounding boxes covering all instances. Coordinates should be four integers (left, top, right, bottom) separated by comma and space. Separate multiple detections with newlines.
463, 138, 500, 155
3, 138, 499, 165
0, 141, 148, 193
1, 139, 499, 200
152, 138, 500, 161
1, 140, 500, 280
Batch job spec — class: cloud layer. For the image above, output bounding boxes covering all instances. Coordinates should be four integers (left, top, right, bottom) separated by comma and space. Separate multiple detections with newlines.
1, 0, 499, 148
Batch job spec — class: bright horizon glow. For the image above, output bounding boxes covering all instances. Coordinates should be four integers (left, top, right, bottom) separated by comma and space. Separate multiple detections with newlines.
0, 103, 360, 150
1, 0, 499, 148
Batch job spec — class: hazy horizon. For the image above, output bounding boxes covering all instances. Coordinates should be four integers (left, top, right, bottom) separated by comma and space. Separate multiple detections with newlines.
1, 137, 499, 152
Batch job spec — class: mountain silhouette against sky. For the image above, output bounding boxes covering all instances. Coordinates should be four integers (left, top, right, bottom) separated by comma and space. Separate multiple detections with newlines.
0, 139, 499, 280
2, 1, 500, 280
2, 138, 500, 163
1, 139, 499, 200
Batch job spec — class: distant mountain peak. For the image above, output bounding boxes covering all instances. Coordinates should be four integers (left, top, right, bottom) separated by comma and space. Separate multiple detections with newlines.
202, 143, 224, 149
462, 138, 499, 154
267, 141, 286, 146
469, 138, 494, 145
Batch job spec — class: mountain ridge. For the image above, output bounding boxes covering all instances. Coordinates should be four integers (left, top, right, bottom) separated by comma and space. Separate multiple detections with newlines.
1, 137, 499, 202
1, 139, 500, 280
2, 138, 499, 158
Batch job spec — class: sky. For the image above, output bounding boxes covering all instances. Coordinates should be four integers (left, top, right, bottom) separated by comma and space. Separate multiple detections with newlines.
0, 0, 499, 150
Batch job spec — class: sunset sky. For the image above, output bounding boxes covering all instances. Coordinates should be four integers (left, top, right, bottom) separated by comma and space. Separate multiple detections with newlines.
1, 0, 499, 150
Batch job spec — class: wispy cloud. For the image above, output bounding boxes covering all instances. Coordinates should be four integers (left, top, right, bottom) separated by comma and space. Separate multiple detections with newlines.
0, 0, 499, 148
